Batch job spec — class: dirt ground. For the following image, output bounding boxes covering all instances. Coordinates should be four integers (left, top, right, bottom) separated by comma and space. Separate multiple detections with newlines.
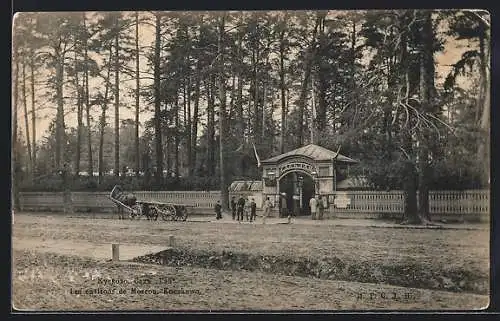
12, 250, 489, 311
11, 213, 490, 311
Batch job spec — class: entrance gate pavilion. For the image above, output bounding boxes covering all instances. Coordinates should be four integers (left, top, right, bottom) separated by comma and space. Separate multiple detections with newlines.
260, 144, 358, 216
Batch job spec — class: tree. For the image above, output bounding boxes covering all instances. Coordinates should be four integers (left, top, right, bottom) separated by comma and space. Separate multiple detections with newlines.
296, 12, 323, 147
277, 12, 289, 153
217, 13, 229, 210
445, 10, 490, 186
416, 10, 437, 221
33, 13, 81, 170
134, 11, 141, 175
12, 36, 20, 210
153, 12, 163, 183
82, 13, 94, 177
93, 12, 135, 177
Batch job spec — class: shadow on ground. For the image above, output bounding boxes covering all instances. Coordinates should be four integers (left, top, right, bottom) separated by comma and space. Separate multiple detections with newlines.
132, 247, 488, 295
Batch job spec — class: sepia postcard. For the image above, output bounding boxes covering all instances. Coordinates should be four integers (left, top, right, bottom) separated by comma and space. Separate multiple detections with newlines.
11, 9, 490, 311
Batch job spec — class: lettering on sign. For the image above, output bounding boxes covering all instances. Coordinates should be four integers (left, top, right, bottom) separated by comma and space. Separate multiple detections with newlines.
278, 161, 317, 178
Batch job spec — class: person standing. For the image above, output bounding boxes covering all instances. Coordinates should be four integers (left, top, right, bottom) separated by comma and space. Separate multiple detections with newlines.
317, 195, 325, 220
309, 195, 318, 220
237, 195, 246, 222
214, 200, 222, 220
231, 196, 237, 220
280, 193, 288, 218
262, 197, 272, 224
244, 196, 251, 221
250, 198, 257, 222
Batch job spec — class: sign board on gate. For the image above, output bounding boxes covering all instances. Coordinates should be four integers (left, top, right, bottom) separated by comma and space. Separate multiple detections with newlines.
334, 193, 351, 209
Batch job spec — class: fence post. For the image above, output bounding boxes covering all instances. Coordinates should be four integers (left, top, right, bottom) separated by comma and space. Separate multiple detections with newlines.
63, 190, 73, 214
112, 244, 120, 261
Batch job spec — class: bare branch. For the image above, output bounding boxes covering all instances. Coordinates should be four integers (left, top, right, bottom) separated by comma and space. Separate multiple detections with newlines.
399, 146, 411, 160
426, 113, 457, 137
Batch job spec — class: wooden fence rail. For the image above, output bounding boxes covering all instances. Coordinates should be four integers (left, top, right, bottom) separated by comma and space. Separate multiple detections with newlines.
18, 190, 489, 220
326, 190, 489, 215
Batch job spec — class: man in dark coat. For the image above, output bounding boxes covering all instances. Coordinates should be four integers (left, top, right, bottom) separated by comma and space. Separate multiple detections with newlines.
214, 200, 222, 220
237, 195, 246, 221
250, 198, 257, 222
231, 196, 237, 220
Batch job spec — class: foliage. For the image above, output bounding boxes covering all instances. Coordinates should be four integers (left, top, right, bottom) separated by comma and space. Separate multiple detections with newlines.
13, 10, 489, 201
20, 175, 223, 192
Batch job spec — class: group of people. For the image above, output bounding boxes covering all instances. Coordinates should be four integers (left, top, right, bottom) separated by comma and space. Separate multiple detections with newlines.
309, 195, 326, 220
214, 194, 326, 221
214, 195, 273, 223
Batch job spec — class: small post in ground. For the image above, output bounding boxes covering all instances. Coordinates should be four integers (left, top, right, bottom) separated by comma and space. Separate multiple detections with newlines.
112, 244, 120, 262
169, 235, 175, 247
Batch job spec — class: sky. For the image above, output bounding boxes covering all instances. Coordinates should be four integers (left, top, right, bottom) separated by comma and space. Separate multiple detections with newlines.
12, 10, 478, 145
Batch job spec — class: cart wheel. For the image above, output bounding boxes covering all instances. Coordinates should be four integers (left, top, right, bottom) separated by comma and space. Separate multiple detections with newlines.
172, 206, 179, 221
178, 206, 188, 221
148, 206, 159, 221
131, 204, 142, 220
158, 205, 176, 221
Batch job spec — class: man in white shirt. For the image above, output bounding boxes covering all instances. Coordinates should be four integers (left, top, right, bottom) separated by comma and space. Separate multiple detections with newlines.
262, 197, 272, 224
309, 196, 318, 220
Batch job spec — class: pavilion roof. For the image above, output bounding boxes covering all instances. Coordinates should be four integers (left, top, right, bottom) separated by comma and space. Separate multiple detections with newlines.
261, 144, 359, 164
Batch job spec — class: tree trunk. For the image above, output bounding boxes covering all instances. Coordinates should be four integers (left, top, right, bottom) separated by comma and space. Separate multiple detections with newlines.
30, 54, 36, 178
311, 74, 316, 144
217, 15, 229, 211
262, 55, 270, 140
207, 75, 215, 176
83, 14, 93, 177
182, 78, 188, 176
135, 11, 141, 176
74, 51, 82, 177
55, 49, 65, 170
12, 46, 20, 210
236, 33, 244, 141
477, 26, 490, 186
114, 29, 120, 177
191, 59, 200, 176
98, 46, 113, 183
22, 55, 32, 179
174, 92, 180, 178
186, 68, 192, 176
417, 10, 435, 221
252, 48, 260, 144
297, 18, 321, 148
165, 102, 171, 176
279, 38, 287, 153
153, 13, 163, 183
315, 18, 327, 139
349, 19, 357, 128
400, 12, 420, 224
316, 67, 328, 134
402, 157, 419, 224
262, 78, 267, 139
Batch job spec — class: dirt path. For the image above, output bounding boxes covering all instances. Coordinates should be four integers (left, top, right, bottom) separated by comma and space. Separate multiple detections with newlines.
12, 250, 489, 311
13, 237, 168, 261
13, 213, 489, 276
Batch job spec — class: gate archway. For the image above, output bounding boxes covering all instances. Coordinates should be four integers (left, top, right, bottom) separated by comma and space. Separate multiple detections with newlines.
278, 171, 315, 216
259, 144, 359, 216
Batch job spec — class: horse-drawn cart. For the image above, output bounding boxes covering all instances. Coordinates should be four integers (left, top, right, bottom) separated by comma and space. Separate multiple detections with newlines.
108, 185, 189, 221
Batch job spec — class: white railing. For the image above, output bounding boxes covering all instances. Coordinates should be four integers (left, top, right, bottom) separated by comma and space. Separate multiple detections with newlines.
18, 189, 489, 216
327, 190, 490, 215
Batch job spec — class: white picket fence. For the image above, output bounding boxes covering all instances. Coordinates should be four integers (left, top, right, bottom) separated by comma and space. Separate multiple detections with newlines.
17, 189, 489, 218
18, 190, 256, 213
327, 190, 490, 215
